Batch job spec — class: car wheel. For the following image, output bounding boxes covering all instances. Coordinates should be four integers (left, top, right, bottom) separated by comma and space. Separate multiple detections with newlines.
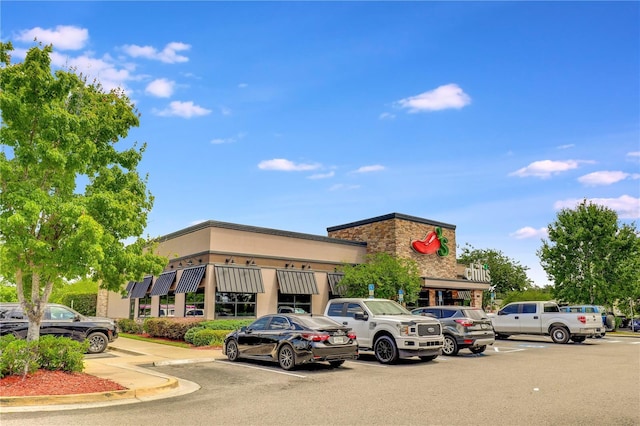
374, 335, 398, 364
278, 344, 296, 371
469, 345, 486, 354
226, 339, 240, 362
442, 335, 459, 356
550, 326, 570, 344
495, 333, 509, 340
419, 355, 438, 362
329, 360, 345, 368
87, 332, 108, 354
570, 336, 586, 343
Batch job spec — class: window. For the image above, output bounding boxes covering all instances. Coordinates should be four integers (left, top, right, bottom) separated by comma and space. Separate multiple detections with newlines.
185, 288, 205, 317
248, 316, 270, 331
346, 303, 365, 318
215, 292, 256, 318
522, 303, 537, 314
416, 289, 430, 307
326, 302, 345, 317
269, 316, 290, 330
158, 293, 175, 317
500, 304, 519, 315
440, 309, 456, 318
138, 296, 151, 317
277, 292, 311, 314
47, 306, 76, 320
424, 308, 441, 318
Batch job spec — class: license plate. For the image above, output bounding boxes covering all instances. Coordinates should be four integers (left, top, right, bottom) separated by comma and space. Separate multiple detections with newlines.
332, 336, 346, 344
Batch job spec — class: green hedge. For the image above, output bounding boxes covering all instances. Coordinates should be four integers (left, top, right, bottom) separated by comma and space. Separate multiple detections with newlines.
191, 329, 229, 347
116, 318, 144, 334
143, 318, 203, 340
59, 293, 97, 316
0, 335, 88, 378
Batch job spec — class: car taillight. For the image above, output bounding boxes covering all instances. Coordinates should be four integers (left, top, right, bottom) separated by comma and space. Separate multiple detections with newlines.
347, 332, 356, 340
578, 315, 586, 324
454, 319, 473, 327
301, 333, 330, 342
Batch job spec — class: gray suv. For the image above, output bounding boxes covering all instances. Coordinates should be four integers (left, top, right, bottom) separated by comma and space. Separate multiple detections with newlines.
411, 306, 494, 356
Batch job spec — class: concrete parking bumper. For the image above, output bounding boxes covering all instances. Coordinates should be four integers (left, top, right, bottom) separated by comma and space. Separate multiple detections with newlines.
0, 338, 222, 413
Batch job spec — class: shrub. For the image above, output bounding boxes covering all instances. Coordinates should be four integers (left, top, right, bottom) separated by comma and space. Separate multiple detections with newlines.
37, 335, 87, 372
117, 318, 144, 334
191, 329, 228, 347
0, 337, 38, 378
143, 318, 202, 340
184, 326, 205, 344
59, 293, 97, 316
198, 319, 254, 330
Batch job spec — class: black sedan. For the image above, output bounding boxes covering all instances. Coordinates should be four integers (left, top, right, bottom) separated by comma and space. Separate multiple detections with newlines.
223, 314, 358, 370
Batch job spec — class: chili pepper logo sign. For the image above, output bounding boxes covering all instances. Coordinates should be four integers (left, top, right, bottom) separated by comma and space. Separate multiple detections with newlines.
411, 226, 449, 256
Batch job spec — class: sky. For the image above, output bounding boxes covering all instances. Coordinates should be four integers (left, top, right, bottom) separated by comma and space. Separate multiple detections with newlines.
2, 1, 639, 287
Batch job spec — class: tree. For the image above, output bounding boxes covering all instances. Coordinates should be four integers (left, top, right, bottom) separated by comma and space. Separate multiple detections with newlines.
537, 199, 639, 307
499, 287, 554, 306
0, 42, 166, 345
458, 245, 533, 297
338, 252, 422, 304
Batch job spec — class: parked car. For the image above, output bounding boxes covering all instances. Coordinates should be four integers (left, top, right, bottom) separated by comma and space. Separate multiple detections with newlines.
0, 303, 118, 353
185, 309, 204, 317
223, 314, 358, 370
277, 306, 307, 314
558, 305, 608, 337
630, 317, 640, 332
411, 306, 495, 356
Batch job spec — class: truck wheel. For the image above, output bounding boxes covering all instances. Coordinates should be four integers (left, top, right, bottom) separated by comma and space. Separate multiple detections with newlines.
442, 335, 459, 356
550, 326, 570, 344
329, 360, 345, 368
374, 335, 398, 364
87, 332, 109, 354
570, 336, 586, 343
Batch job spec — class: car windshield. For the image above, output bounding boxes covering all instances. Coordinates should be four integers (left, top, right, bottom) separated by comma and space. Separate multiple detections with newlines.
363, 300, 410, 315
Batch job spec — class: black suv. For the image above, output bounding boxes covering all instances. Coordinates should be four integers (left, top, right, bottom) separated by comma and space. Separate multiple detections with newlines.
0, 303, 118, 353
411, 306, 495, 356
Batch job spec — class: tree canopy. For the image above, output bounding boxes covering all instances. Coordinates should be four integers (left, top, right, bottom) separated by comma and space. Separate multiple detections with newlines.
537, 199, 639, 308
0, 42, 166, 341
338, 252, 422, 304
458, 245, 533, 294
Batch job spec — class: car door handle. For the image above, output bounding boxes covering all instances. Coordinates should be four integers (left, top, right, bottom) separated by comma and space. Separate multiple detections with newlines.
515, 316, 519, 319
534, 316, 539, 319
342, 322, 348, 325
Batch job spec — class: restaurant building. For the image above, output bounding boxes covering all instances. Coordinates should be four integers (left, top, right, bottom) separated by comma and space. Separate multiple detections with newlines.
99, 213, 492, 319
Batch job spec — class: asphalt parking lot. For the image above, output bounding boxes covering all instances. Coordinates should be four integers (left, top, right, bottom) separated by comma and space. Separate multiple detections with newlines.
3, 335, 639, 426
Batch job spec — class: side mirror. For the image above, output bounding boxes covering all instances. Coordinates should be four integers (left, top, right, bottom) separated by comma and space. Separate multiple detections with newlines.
497, 310, 506, 316
354, 312, 368, 321
74, 314, 81, 322
240, 326, 248, 333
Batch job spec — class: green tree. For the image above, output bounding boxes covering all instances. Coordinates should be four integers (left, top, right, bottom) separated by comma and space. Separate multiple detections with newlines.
537, 199, 639, 306
499, 287, 554, 306
0, 42, 166, 345
338, 252, 422, 304
458, 245, 533, 297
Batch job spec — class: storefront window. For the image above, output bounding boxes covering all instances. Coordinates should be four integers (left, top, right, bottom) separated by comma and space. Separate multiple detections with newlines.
415, 289, 430, 307
185, 288, 205, 317
159, 293, 176, 317
138, 295, 151, 317
215, 292, 256, 318
277, 293, 311, 314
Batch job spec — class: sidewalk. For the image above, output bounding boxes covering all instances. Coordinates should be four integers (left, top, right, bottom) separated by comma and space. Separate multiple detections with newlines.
0, 337, 224, 413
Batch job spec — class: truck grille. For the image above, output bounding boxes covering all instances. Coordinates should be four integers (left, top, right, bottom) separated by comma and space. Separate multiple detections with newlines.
417, 323, 441, 336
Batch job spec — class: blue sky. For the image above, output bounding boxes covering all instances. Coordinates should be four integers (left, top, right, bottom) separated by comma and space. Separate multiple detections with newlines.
3, 1, 639, 286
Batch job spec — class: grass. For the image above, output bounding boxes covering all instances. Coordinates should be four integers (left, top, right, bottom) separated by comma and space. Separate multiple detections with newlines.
119, 333, 193, 349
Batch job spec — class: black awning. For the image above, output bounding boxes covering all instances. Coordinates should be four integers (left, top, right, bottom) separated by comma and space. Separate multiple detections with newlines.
327, 273, 347, 295
215, 265, 264, 293
129, 276, 153, 299
276, 270, 319, 295
175, 265, 206, 294
150, 270, 177, 296
124, 281, 136, 298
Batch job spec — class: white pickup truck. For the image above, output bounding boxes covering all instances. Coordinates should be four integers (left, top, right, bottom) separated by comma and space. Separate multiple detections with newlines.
490, 301, 603, 343
324, 298, 443, 364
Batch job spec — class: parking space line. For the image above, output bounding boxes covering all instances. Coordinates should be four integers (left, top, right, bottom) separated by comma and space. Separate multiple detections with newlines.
493, 346, 525, 353
349, 360, 389, 368
216, 360, 307, 378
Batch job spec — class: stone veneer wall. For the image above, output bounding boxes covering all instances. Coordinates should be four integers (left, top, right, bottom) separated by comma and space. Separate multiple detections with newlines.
328, 217, 457, 280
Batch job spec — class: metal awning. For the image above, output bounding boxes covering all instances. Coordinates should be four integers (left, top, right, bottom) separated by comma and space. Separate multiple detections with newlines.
150, 270, 177, 296
215, 265, 264, 293
175, 265, 206, 294
124, 281, 136, 298
276, 270, 319, 295
327, 273, 347, 295
129, 276, 153, 299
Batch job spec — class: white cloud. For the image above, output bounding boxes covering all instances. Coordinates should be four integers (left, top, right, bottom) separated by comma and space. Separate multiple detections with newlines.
578, 171, 635, 186
258, 159, 321, 171
145, 78, 175, 98
155, 101, 211, 118
510, 227, 548, 239
308, 171, 335, 180
379, 112, 396, 120
557, 144, 575, 150
49, 51, 134, 93
554, 195, 640, 219
16, 25, 88, 50
353, 165, 386, 173
509, 159, 594, 178
394, 84, 471, 113
121, 42, 190, 63
211, 132, 246, 145
329, 183, 360, 191
627, 151, 640, 162
238, 83, 248, 88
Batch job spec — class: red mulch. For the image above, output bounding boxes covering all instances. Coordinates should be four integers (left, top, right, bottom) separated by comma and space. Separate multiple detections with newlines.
0, 370, 127, 397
